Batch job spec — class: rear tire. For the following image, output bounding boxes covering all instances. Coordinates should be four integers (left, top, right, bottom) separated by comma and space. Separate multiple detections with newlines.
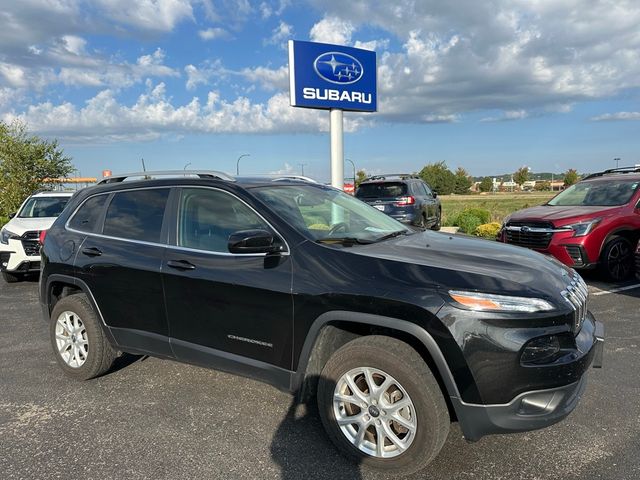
431, 209, 442, 231
2, 271, 22, 283
317, 336, 450, 476
600, 236, 633, 282
50, 293, 117, 380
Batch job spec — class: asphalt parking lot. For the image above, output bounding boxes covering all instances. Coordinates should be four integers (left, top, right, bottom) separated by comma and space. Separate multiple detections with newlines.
1, 274, 639, 480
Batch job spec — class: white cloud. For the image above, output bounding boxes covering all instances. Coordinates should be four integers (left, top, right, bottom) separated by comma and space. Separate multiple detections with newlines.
309, 16, 355, 45
591, 111, 640, 121
307, 0, 640, 122
481, 110, 529, 122
95, 0, 194, 32
198, 27, 229, 41
1, 85, 369, 141
240, 65, 289, 91
265, 21, 293, 48
268, 162, 296, 174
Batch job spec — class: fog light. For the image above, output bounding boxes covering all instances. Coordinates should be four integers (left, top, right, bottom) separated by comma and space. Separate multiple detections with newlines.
521, 336, 561, 365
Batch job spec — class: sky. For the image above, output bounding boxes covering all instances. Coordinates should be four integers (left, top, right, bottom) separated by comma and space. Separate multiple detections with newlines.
0, 0, 639, 182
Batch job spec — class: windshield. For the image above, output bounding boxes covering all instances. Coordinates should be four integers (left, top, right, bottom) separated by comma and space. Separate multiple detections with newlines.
18, 196, 69, 218
252, 184, 412, 243
548, 179, 639, 207
356, 182, 407, 199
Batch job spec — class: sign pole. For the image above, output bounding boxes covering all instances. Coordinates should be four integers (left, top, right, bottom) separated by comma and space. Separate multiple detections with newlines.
330, 108, 344, 190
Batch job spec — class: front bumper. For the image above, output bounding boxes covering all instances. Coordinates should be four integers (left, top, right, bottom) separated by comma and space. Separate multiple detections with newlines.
453, 320, 605, 441
0, 239, 41, 273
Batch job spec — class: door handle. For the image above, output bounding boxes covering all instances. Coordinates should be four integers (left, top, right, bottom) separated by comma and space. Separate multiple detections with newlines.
81, 247, 102, 257
167, 259, 196, 270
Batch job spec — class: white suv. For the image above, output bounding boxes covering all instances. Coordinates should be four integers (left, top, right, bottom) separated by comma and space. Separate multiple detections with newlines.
0, 191, 73, 283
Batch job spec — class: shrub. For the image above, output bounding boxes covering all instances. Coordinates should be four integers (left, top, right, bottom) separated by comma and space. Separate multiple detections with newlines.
475, 222, 501, 238
459, 208, 490, 224
0, 216, 8, 229
455, 212, 483, 234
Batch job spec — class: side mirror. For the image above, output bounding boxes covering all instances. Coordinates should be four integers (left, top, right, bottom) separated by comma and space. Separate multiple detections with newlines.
8, 212, 15, 219
432, 192, 438, 198
228, 229, 281, 254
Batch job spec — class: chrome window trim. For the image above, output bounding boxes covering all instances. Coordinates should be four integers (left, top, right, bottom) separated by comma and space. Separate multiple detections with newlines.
65, 185, 290, 257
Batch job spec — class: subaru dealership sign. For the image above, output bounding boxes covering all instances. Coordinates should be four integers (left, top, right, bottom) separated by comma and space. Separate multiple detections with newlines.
288, 40, 377, 112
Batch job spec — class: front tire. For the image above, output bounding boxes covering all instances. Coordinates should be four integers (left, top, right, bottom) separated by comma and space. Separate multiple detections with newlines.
600, 236, 633, 282
317, 336, 450, 476
2, 271, 23, 283
50, 293, 117, 380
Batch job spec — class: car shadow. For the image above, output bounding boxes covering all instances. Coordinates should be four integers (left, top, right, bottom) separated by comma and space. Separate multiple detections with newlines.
270, 376, 363, 480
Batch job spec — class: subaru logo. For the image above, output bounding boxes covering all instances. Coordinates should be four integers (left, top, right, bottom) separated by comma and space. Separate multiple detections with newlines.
313, 52, 364, 85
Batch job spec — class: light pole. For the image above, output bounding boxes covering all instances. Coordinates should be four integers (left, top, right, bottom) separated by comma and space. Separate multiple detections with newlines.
345, 158, 356, 185
236, 154, 250, 176
298, 163, 307, 176
614, 157, 620, 169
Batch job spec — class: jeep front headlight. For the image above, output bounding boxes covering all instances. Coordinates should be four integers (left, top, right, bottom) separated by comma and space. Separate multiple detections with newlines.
449, 290, 555, 313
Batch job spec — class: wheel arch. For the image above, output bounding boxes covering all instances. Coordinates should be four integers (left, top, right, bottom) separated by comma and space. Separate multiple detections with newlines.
43, 274, 118, 345
598, 227, 639, 258
291, 311, 462, 419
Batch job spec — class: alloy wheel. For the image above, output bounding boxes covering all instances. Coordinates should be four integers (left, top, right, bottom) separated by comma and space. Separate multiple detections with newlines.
607, 240, 632, 281
333, 366, 417, 458
55, 311, 89, 368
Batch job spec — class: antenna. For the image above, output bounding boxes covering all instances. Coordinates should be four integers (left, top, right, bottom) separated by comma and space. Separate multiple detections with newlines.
141, 158, 147, 172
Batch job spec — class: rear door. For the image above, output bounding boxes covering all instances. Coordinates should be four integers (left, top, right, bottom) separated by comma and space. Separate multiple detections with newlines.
73, 187, 173, 357
162, 187, 293, 384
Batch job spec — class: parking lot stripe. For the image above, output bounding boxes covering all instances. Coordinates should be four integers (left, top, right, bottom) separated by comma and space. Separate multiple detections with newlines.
592, 283, 640, 296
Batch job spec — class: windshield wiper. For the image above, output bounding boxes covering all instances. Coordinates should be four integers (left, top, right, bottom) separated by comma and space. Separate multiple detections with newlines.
316, 237, 374, 245
373, 230, 409, 242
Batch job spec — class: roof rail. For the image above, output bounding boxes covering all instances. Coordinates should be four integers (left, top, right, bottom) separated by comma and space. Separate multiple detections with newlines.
270, 175, 319, 183
582, 166, 640, 180
97, 170, 235, 185
363, 173, 420, 182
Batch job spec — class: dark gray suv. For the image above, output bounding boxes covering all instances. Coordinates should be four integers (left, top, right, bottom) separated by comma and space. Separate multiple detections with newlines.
355, 174, 441, 230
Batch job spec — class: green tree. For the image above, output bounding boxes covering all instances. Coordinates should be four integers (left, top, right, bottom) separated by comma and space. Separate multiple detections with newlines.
355, 169, 368, 187
0, 120, 74, 216
563, 168, 579, 187
453, 167, 473, 194
478, 177, 493, 192
418, 161, 456, 195
513, 166, 530, 187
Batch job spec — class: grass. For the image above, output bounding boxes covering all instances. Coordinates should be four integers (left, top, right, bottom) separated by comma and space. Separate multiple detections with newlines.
0, 216, 8, 229
439, 192, 556, 226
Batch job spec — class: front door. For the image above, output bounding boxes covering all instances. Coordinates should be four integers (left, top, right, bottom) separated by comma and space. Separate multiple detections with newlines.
162, 187, 293, 382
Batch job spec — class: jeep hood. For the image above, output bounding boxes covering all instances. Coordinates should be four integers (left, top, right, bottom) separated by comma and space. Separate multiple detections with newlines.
351, 231, 574, 299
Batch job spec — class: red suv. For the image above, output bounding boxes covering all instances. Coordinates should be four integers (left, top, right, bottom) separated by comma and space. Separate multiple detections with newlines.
499, 167, 640, 281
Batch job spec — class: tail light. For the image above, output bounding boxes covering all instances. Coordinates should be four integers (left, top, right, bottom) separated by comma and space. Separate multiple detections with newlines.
395, 196, 415, 206
39, 230, 47, 245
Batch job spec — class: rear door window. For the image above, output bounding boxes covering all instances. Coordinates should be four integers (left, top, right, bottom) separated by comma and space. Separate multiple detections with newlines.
356, 182, 408, 198
103, 189, 170, 243
68, 194, 109, 233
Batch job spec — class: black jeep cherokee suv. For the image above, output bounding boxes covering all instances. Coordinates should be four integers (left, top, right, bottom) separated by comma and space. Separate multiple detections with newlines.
40, 171, 604, 475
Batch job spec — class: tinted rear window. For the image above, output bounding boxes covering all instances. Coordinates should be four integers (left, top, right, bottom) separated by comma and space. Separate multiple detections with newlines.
103, 189, 170, 242
356, 182, 407, 198
68, 194, 108, 232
